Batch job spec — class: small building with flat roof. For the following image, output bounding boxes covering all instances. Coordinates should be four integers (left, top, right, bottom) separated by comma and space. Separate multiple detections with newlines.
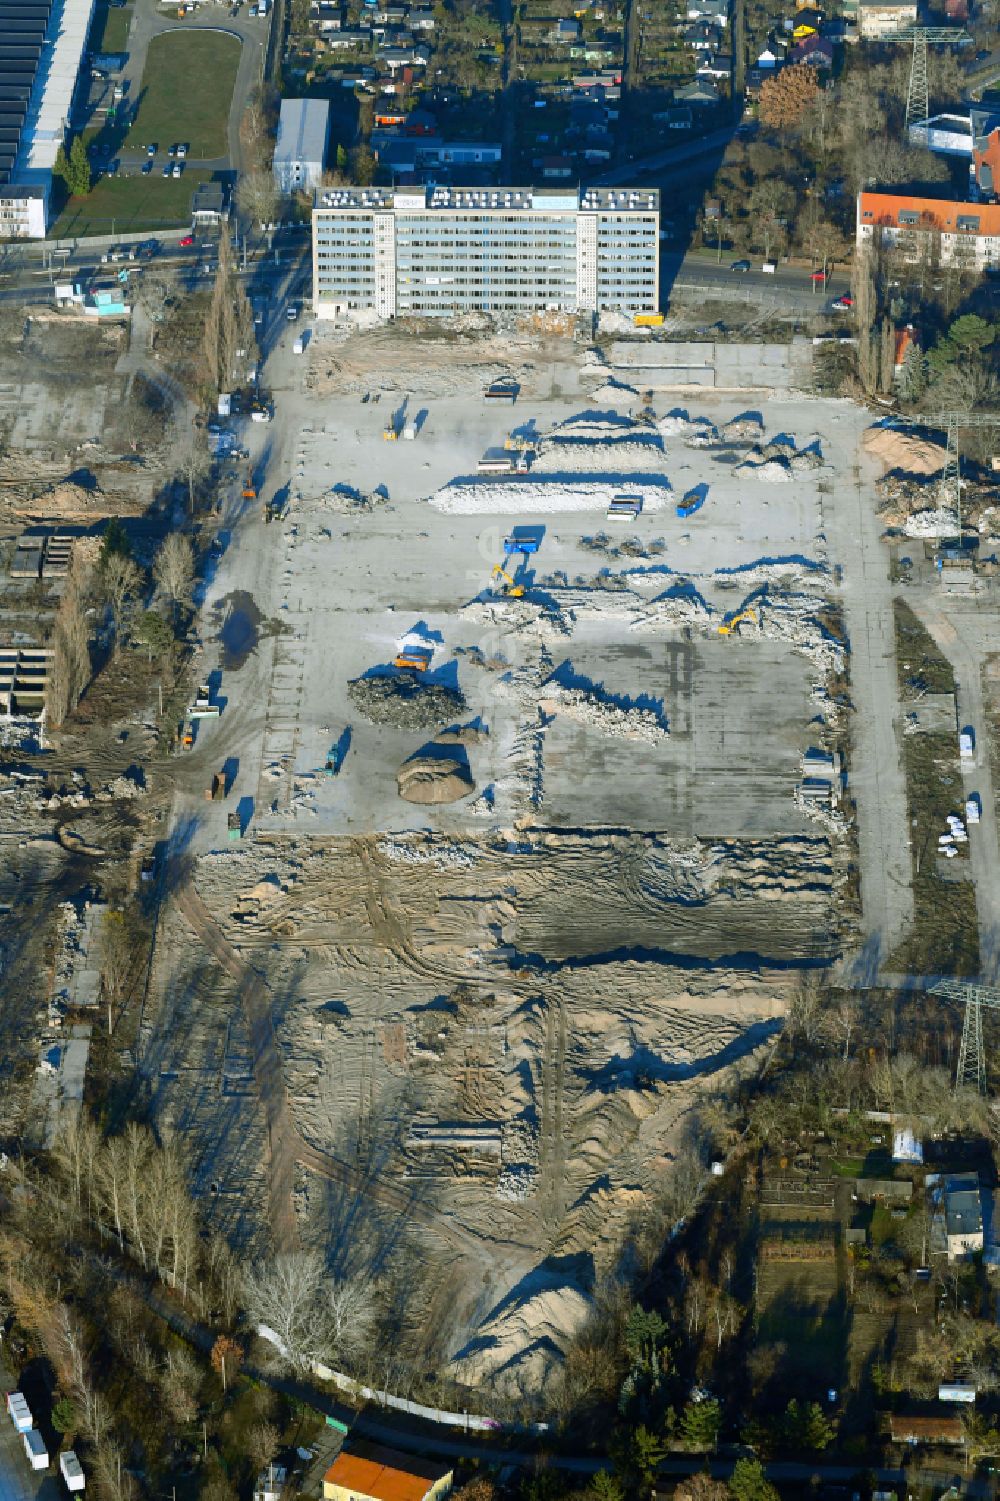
274, 98, 331, 194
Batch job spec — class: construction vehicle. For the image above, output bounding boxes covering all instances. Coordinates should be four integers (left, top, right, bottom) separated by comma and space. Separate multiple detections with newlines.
242, 467, 256, 500
383, 421, 397, 441
205, 771, 226, 802
607, 495, 643, 521
227, 811, 242, 841
179, 721, 194, 750
264, 501, 279, 523
492, 564, 525, 598
394, 649, 431, 672
718, 607, 758, 636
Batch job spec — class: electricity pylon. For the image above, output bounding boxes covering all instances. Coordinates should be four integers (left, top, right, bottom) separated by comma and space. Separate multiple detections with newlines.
899, 412, 1000, 539
896, 27, 972, 128
930, 978, 1000, 1093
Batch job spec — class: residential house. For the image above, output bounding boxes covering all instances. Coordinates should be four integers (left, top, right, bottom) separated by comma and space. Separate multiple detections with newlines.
888, 1414, 964, 1445
944, 1172, 984, 1261
254, 1467, 287, 1501
676, 77, 721, 103
325, 27, 372, 46
697, 54, 732, 78
972, 100, 1000, 197
540, 154, 574, 177
857, 0, 916, 38
793, 6, 823, 28
790, 34, 834, 65
908, 112, 973, 156
402, 106, 438, 134
378, 42, 429, 68
323, 1445, 454, 1501
944, 0, 968, 19
553, 16, 582, 40
686, 0, 729, 23
856, 189, 1000, 270
409, 7, 435, 26
684, 21, 723, 48
310, 1, 344, 28
372, 2, 407, 20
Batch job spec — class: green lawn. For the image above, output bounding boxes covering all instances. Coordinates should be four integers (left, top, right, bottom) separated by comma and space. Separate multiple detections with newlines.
52, 168, 211, 238
91, 2, 133, 53
126, 31, 240, 158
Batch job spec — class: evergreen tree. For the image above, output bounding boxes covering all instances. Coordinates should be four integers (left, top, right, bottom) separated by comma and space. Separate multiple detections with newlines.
680, 1398, 721, 1452
728, 1458, 779, 1501
68, 135, 91, 196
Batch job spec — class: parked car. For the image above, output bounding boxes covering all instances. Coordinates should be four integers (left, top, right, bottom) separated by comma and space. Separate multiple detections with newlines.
285, 303, 300, 319
168, 143, 178, 157
730, 259, 751, 272
142, 159, 153, 174
179, 234, 195, 247
810, 269, 828, 283
831, 294, 853, 309
146, 142, 157, 156
162, 163, 172, 177
172, 162, 183, 178
177, 142, 188, 158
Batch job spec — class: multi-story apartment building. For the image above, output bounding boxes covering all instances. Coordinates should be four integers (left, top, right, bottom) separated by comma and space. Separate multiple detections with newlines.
311, 184, 660, 318
856, 189, 1000, 269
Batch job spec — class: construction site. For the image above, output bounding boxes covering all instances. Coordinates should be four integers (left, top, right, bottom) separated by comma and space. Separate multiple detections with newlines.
1, 283, 997, 1403
137, 320, 891, 1397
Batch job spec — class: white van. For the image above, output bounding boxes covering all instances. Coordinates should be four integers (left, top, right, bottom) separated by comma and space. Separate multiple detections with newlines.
762, 261, 776, 274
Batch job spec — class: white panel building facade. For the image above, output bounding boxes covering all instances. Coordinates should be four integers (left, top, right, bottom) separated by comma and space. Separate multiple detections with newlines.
274, 98, 331, 196
311, 184, 660, 319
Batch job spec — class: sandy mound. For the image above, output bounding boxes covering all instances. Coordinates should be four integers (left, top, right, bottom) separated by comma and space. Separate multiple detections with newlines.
397, 752, 475, 804
428, 478, 671, 514
450, 1276, 591, 1387
863, 426, 946, 476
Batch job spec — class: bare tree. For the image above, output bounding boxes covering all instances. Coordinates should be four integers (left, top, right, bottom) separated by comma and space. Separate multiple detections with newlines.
243, 1251, 376, 1373
153, 532, 195, 623
46, 559, 91, 725
98, 910, 133, 1032
237, 168, 279, 228
134, 272, 174, 324
101, 555, 143, 650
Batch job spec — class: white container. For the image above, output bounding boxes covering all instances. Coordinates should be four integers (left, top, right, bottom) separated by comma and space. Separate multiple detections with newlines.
292, 336, 304, 355
402, 424, 415, 440
217, 392, 231, 416
7, 1392, 32, 1432
960, 729, 974, 760
761, 261, 776, 273
967, 795, 981, 824
943, 845, 958, 858
938, 834, 954, 845
22, 1430, 47, 1471
61, 1451, 85, 1492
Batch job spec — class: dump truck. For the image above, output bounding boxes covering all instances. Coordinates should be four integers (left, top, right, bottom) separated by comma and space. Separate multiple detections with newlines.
504, 534, 540, 555
485, 380, 518, 402
205, 770, 226, 801
242, 467, 257, 500
179, 721, 195, 750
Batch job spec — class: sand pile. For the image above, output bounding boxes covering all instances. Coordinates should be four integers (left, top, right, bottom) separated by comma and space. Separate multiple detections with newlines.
397, 751, 475, 805
348, 675, 466, 729
736, 454, 792, 482
449, 1276, 592, 1388
862, 425, 947, 476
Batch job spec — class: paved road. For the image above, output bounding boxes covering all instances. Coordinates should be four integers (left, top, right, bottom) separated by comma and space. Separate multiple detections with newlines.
826, 412, 914, 982
912, 595, 1000, 980
665, 247, 852, 309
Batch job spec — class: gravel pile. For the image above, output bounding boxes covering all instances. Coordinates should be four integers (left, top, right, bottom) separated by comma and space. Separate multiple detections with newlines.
347, 674, 466, 730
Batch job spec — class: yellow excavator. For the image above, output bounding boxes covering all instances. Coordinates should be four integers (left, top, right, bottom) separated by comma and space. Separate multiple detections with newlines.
718, 607, 758, 636
492, 564, 525, 598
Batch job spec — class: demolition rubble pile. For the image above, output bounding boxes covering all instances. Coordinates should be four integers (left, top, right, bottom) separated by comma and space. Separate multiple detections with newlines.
347, 674, 466, 730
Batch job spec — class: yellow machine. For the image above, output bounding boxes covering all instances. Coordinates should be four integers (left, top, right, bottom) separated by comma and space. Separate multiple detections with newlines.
383, 423, 397, 441
492, 564, 525, 598
242, 467, 256, 500
718, 607, 758, 636
394, 651, 429, 671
